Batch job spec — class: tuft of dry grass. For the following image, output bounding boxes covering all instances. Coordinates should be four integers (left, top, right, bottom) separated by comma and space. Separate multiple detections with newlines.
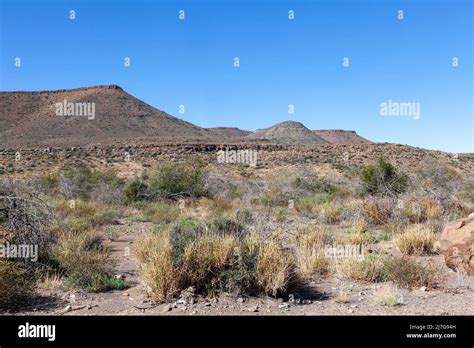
334, 288, 350, 303
393, 226, 435, 255
293, 225, 332, 277
135, 228, 297, 301
143, 202, 181, 224
374, 284, 401, 306
335, 253, 387, 283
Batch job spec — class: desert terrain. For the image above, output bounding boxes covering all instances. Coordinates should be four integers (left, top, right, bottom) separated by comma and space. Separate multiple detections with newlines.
1, 85, 473, 316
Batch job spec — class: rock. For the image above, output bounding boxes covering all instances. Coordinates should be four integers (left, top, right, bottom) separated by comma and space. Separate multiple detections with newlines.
278, 303, 290, 309
419, 286, 427, 292
163, 304, 172, 312
248, 305, 259, 312
440, 213, 474, 273
237, 297, 245, 303
63, 305, 72, 313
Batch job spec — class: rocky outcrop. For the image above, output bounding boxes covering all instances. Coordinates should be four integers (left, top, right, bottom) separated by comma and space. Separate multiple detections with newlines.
440, 213, 474, 274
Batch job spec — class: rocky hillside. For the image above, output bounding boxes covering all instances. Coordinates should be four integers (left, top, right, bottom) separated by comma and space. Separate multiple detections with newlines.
206, 127, 251, 139
244, 121, 328, 144
0, 85, 213, 147
313, 129, 371, 144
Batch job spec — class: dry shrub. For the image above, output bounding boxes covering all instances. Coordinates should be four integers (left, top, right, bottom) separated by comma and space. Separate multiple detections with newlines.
0, 180, 55, 261
400, 197, 443, 223
335, 253, 387, 283
336, 253, 444, 289
51, 230, 124, 292
135, 226, 297, 301
143, 202, 181, 224
255, 239, 296, 296
201, 197, 235, 217
315, 201, 342, 224
393, 226, 435, 255
293, 225, 332, 277
0, 260, 35, 308
384, 257, 444, 289
361, 198, 393, 225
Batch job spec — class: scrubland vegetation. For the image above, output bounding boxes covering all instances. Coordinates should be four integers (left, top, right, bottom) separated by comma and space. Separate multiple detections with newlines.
0, 156, 472, 308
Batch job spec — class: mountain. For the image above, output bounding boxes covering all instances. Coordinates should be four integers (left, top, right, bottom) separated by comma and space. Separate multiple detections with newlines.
206, 127, 252, 139
312, 129, 371, 145
244, 121, 328, 144
0, 85, 212, 147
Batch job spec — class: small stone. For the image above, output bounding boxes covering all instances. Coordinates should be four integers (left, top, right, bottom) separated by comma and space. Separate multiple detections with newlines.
205, 302, 212, 307
248, 306, 259, 312
63, 305, 72, 313
278, 303, 290, 309
122, 293, 130, 297
348, 309, 354, 313
237, 297, 245, 303
420, 286, 427, 292
350, 304, 358, 308
163, 304, 172, 312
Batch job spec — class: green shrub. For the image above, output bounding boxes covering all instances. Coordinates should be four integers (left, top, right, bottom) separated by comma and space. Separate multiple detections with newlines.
360, 158, 408, 196
147, 160, 206, 199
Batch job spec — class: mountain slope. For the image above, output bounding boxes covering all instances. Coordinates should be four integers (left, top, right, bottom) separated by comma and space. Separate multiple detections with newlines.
0, 85, 212, 147
312, 129, 371, 144
244, 121, 327, 144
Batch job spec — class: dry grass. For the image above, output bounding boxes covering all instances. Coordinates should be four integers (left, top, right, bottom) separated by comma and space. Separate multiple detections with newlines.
334, 288, 350, 303
315, 201, 342, 224
143, 202, 181, 224
0, 260, 35, 308
393, 226, 435, 255
374, 284, 401, 306
293, 225, 332, 277
361, 198, 393, 225
135, 228, 297, 301
335, 253, 387, 283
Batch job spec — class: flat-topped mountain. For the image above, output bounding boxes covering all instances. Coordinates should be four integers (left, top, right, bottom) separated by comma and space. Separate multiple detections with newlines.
244, 121, 328, 144
312, 129, 371, 145
0, 85, 212, 147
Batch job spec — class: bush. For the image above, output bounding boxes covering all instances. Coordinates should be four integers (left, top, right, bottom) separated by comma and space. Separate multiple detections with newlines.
293, 225, 332, 277
235, 208, 253, 224
393, 227, 435, 255
335, 253, 388, 283
0, 180, 55, 262
384, 257, 443, 289
147, 160, 206, 199
0, 260, 35, 308
51, 230, 124, 292
135, 226, 296, 301
143, 202, 181, 224
336, 253, 443, 289
57, 167, 124, 203
360, 158, 408, 196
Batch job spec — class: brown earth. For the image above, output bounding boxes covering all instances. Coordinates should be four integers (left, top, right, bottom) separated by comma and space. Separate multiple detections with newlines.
0, 85, 213, 147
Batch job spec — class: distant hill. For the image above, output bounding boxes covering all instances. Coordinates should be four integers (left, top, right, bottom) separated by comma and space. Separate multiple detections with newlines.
0, 85, 212, 147
244, 121, 328, 144
312, 129, 371, 145
206, 127, 252, 139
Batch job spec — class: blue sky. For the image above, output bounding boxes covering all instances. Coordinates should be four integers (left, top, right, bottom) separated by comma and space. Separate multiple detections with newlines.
1, 0, 472, 152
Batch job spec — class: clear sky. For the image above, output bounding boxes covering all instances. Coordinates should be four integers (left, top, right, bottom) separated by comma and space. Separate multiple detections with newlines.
1, 0, 472, 152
